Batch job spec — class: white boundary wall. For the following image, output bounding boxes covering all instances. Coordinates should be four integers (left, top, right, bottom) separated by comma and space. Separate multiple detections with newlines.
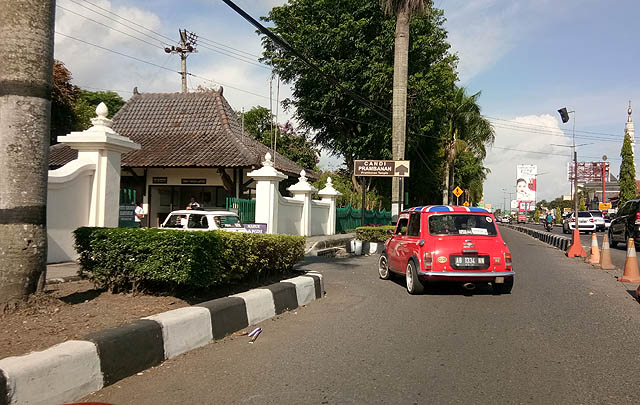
249, 154, 340, 237
46, 103, 139, 263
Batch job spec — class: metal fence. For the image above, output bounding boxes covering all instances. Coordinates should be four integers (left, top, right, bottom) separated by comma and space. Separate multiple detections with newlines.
336, 204, 392, 233
226, 197, 256, 224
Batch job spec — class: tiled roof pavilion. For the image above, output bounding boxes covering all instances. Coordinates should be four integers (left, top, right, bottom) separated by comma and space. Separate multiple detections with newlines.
49, 87, 311, 178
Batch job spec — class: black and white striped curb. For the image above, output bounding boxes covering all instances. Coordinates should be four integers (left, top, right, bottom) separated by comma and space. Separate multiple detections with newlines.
0, 273, 324, 405
502, 224, 571, 251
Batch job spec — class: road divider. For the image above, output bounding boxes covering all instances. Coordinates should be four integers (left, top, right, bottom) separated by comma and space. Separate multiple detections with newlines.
0, 273, 325, 405
501, 224, 571, 252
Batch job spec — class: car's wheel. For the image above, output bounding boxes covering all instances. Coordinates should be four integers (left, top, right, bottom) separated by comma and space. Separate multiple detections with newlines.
609, 230, 617, 248
378, 253, 392, 280
493, 277, 514, 294
405, 260, 424, 295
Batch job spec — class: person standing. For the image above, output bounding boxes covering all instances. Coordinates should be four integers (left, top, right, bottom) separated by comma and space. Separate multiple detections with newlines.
134, 202, 145, 227
186, 196, 200, 210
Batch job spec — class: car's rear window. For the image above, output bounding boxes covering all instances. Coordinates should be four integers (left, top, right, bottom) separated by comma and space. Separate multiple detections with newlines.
214, 215, 243, 229
577, 211, 591, 217
589, 211, 603, 217
428, 214, 497, 236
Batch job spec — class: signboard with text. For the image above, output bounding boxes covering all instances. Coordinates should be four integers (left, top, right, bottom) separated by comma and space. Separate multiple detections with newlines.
567, 161, 609, 182
243, 223, 267, 234
354, 160, 410, 177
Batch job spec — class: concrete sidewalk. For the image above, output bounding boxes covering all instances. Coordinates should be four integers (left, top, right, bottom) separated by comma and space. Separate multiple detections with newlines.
46, 262, 83, 284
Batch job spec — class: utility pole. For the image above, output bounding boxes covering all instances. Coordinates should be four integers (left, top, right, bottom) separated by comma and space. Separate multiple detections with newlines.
165, 29, 198, 93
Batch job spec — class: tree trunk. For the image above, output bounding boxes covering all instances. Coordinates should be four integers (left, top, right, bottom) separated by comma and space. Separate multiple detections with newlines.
442, 159, 449, 204
391, 10, 410, 219
0, 0, 55, 307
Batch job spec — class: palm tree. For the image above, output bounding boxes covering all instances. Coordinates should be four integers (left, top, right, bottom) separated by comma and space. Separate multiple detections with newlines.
381, 0, 431, 217
0, 0, 56, 307
442, 87, 494, 204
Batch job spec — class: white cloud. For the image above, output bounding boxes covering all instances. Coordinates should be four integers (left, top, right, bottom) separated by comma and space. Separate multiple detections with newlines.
484, 114, 574, 208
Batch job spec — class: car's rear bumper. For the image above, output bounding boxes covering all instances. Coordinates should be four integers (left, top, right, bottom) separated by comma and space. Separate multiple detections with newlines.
419, 271, 514, 281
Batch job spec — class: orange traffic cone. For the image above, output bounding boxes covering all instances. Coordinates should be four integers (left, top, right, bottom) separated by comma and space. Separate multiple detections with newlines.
599, 233, 616, 270
619, 238, 640, 283
567, 228, 587, 257
586, 233, 600, 264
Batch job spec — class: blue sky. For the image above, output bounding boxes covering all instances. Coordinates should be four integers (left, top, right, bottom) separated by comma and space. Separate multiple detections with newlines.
54, 0, 640, 208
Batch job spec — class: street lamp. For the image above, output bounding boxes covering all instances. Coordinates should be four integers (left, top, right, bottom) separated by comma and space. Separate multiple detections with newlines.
558, 107, 586, 257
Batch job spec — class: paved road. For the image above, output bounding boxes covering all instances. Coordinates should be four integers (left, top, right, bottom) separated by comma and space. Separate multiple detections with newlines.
84, 228, 640, 404
517, 223, 631, 270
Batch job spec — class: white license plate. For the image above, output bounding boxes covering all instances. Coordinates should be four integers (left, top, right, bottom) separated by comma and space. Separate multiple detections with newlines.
495, 277, 504, 284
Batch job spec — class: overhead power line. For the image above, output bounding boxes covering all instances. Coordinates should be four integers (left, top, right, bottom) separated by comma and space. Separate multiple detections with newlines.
221, 0, 393, 122
485, 115, 625, 139
192, 32, 263, 60
68, 0, 174, 43
61, 0, 171, 47
56, 4, 165, 50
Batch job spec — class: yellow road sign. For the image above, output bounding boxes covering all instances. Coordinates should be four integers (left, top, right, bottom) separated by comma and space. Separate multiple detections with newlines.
599, 202, 612, 210
453, 186, 463, 198
463, 201, 470, 207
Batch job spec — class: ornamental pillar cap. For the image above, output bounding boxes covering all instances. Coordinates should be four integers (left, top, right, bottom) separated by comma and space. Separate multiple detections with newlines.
288, 169, 317, 194
318, 176, 341, 197
248, 153, 287, 180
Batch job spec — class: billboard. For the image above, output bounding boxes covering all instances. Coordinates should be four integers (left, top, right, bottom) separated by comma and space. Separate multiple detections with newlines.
567, 161, 610, 182
516, 165, 537, 211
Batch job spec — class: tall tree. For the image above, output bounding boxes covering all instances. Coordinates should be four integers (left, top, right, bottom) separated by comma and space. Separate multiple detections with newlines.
442, 87, 494, 204
381, 0, 431, 217
618, 132, 637, 207
73, 89, 125, 131
0, 0, 55, 307
51, 60, 80, 145
261, 0, 457, 205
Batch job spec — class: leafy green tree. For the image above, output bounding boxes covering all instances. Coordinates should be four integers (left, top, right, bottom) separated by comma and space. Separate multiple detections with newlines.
261, 0, 459, 204
555, 207, 562, 224
73, 90, 125, 131
442, 88, 494, 204
579, 195, 586, 211
618, 132, 637, 207
240, 106, 319, 171
240, 106, 273, 146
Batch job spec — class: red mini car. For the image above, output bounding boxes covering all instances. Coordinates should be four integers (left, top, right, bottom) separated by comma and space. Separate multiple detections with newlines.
378, 205, 514, 295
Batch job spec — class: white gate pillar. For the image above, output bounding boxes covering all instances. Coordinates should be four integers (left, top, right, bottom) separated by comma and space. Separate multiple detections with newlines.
288, 170, 318, 237
248, 153, 287, 234
56, 102, 140, 227
318, 177, 341, 235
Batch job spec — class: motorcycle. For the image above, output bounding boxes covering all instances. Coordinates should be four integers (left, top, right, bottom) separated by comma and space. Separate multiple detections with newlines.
545, 221, 553, 232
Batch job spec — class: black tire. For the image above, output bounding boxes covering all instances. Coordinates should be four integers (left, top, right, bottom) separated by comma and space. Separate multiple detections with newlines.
493, 277, 514, 294
609, 230, 617, 248
378, 253, 392, 280
405, 260, 424, 295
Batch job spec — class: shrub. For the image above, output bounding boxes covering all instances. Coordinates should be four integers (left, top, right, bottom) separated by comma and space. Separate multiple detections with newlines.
74, 227, 304, 292
355, 225, 395, 243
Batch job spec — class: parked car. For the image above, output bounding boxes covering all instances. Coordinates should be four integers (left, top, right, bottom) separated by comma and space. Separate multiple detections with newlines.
604, 217, 611, 230
160, 210, 247, 232
562, 211, 596, 234
608, 199, 640, 247
378, 206, 514, 295
588, 210, 606, 232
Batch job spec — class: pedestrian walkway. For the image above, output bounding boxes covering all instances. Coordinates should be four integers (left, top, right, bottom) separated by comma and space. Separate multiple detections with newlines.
46, 262, 82, 283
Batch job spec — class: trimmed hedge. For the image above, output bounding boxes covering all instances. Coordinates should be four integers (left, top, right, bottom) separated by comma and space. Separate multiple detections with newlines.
355, 225, 395, 243
74, 227, 305, 292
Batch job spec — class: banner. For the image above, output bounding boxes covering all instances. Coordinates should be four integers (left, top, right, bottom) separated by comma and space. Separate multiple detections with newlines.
567, 161, 609, 182
516, 164, 537, 211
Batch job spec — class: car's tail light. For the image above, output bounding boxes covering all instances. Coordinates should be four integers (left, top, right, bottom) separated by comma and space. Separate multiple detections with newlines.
504, 252, 512, 270
635, 212, 640, 225
571, 218, 575, 222
423, 252, 432, 270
